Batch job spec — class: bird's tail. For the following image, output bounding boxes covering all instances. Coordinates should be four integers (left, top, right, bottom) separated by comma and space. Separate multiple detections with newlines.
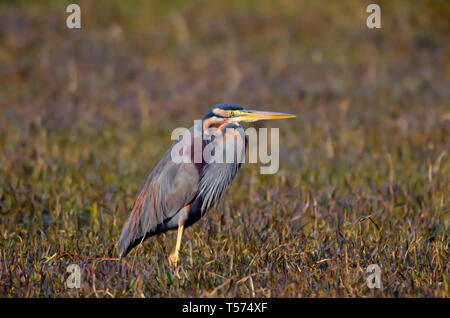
117, 214, 143, 258
117, 192, 152, 257
118, 178, 163, 257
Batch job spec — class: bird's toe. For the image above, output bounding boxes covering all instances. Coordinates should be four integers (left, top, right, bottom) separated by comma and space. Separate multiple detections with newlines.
168, 252, 179, 268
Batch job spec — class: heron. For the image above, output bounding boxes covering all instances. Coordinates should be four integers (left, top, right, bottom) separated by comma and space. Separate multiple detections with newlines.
117, 103, 295, 266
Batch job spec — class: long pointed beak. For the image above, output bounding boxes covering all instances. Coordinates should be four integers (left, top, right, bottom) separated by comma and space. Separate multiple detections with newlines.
237, 109, 296, 122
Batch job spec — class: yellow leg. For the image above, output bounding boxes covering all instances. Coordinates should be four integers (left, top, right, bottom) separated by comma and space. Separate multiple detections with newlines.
168, 224, 184, 267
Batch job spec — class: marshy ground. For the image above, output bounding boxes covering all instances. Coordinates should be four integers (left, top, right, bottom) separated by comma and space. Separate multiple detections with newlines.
0, 1, 448, 297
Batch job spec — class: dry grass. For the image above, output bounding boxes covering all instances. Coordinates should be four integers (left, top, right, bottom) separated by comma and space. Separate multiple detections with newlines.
0, 0, 448, 297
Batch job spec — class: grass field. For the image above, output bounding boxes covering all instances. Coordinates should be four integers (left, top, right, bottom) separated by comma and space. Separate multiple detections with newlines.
0, 0, 449, 297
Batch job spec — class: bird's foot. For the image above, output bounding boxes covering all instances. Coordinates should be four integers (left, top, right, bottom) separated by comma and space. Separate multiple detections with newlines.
168, 252, 179, 268
168, 253, 182, 279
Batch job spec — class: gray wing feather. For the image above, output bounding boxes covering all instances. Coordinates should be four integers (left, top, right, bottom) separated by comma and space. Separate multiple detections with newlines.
117, 142, 199, 257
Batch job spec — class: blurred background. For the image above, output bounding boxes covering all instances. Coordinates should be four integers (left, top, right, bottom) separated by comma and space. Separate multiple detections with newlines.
0, 0, 448, 297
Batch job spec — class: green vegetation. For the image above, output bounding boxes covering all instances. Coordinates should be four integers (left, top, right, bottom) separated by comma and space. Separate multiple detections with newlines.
0, 0, 448, 297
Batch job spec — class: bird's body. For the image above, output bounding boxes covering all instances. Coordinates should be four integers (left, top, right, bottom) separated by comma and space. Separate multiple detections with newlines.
118, 121, 245, 257
118, 104, 295, 265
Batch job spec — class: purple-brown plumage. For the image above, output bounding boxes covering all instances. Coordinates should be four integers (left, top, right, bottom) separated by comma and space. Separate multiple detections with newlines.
117, 104, 295, 265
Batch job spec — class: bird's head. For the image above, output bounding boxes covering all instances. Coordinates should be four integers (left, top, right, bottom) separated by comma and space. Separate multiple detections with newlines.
202, 103, 296, 132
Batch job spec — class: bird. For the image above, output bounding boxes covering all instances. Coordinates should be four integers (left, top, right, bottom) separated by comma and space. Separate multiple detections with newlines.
117, 103, 295, 266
